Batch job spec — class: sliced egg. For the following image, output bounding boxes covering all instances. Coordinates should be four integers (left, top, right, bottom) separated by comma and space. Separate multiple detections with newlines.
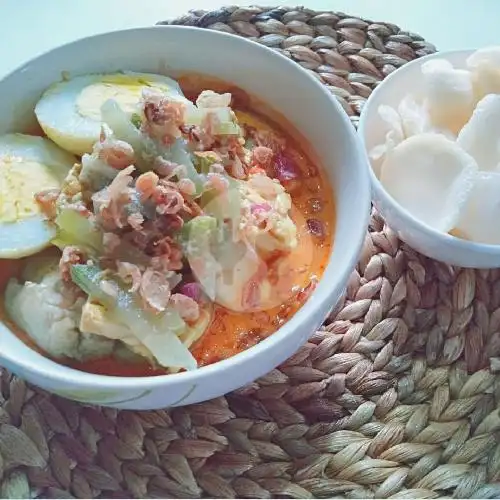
35, 72, 190, 156
0, 133, 75, 258
380, 133, 478, 232
455, 171, 500, 244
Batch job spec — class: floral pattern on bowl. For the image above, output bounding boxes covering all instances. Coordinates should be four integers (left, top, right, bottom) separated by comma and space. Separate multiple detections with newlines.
49, 387, 153, 405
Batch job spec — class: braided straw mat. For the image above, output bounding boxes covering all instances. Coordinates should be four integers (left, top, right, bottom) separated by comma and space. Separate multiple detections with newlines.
1, 5, 499, 499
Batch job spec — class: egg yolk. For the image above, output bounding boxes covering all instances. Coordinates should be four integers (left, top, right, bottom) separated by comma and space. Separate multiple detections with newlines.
76, 76, 170, 120
0, 157, 59, 223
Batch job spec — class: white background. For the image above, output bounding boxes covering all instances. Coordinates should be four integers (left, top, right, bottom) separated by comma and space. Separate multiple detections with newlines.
1, 0, 499, 78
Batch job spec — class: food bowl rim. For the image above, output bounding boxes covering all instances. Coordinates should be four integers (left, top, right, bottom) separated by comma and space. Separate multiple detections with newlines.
0, 25, 371, 390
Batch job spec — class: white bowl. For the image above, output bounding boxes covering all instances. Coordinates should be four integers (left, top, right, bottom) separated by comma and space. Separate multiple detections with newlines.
358, 49, 500, 269
0, 26, 370, 409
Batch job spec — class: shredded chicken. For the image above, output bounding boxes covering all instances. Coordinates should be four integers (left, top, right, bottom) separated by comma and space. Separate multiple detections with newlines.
142, 88, 186, 145
170, 293, 200, 322
136, 171, 159, 201
59, 246, 85, 282
92, 165, 135, 231
139, 268, 171, 312
252, 146, 274, 167
117, 262, 142, 293
205, 173, 229, 193
35, 188, 60, 219
96, 128, 135, 170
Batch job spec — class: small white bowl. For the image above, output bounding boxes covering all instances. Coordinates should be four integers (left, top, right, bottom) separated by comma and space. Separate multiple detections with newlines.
358, 49, 500, 269
0, 26, 370, 409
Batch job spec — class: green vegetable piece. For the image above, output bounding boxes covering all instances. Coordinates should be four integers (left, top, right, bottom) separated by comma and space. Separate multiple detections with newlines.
131, 113, 142, 129
53, 209, 102, 254
70, 264, 196, 370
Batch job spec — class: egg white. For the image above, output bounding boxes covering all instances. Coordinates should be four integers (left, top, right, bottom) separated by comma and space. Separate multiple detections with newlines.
35, 72, 190, 156
0, 133, 76, 258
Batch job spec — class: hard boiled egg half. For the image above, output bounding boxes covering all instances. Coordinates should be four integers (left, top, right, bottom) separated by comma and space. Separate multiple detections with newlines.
0, 134, 75, 258
35, 72, 190, 156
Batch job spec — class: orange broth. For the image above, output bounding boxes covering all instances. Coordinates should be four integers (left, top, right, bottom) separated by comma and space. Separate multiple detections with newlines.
0, 78, 335, 377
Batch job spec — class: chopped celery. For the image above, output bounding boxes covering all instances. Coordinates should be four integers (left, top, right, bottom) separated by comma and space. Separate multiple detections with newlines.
184, 107, 241, 136
100, 99, 155, 172
70, 264, 197, 370
183, 215, 218, 258
244, 137, 255, 150
127, 191, 156, 221
226, 178, 243, 231
80, 153, 118, 191
53, 209, 102, 254
193, 153, 218, 175
183, 216, 219, 299
213, 223, 247, 268
131, 113, 142, 129
201, 177, 242, 233
166, 139, 204, 196
184, 214, 253, 308
101, 99, 205, 194
70, 264, 106, 300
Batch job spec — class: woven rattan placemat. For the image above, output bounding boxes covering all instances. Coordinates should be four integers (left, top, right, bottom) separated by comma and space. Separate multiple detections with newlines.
1, 6, 499, 499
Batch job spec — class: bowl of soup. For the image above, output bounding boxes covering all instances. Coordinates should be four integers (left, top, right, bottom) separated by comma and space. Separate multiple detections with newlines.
0, 26, 370, 409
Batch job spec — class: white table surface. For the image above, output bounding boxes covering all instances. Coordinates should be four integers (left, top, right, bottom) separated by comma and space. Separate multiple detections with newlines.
1, 0, 499, 78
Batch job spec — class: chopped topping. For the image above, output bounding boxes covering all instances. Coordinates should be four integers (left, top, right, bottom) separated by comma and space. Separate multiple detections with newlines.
127, 212, 144, 231
306, 218, 325, 239
153, 157, 184, 178
154, 181, 185, 215
252, 146, 274, 167
274, 152, 300, 182
196, 90, 232, 109
142, 88, 186, 145
92, 165, 135, 231
177, 178, 196, 196
205, 172, 229, 192
170, 293, 200, 322
100, 279, 120, 298
96, 131, 135, 170
117, 261, 142, 292
139, 268, 171, 312
35, 188, 60, 219
59, 246, 86, 282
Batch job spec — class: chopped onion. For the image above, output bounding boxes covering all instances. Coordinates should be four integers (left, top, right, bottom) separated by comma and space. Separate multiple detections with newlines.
274, 153, 300, 182
306, 218, 325, 238
179, 282, 202, 302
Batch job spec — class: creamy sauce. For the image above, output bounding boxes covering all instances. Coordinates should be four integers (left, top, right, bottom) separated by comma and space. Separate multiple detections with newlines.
0, 78, 335, 377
